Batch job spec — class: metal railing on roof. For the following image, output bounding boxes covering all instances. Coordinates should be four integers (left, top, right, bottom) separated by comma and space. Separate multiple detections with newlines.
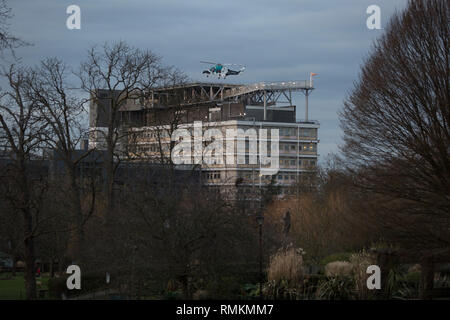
223, 80, 312, 99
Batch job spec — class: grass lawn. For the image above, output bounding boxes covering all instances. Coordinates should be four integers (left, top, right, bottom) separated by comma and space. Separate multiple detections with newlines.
0, 273, 50, 300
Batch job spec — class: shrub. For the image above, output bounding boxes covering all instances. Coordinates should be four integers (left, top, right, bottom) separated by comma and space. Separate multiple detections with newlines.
320, 252, 353, 266
163, 289, 183, 300
47, 277, 67, 299
267, 246, 304, 284
240, 283, 259, 300
205, 276, 242, 300
316, 276, 356, 300
47, 273, 107, 299
350, 250, 376, 299
324, 261, 353, 277
391, 271, 420, 300
192, 289, 209, 300
264, 279, 299, 300
303, 274, 326, 288
300, 274, 326, 299
404, 271, 421, 284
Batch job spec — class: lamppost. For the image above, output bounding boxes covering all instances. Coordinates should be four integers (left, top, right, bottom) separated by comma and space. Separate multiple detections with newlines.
256, 211, 264, 300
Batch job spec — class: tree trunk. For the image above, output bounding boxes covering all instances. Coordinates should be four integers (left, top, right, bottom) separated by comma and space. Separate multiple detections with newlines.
180, 274, 189, 299
23, 208, 37, 299
105, 147, 115, 220
68, 166, 84, 266
49, 258, 54, 278
420, 257, 434, 300
17, 159, 37, 300
58, 256, 63, 275
12, 256, 17, 277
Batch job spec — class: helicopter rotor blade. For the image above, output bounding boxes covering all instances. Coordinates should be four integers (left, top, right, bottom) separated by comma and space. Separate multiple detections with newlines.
200, 61, 219, 65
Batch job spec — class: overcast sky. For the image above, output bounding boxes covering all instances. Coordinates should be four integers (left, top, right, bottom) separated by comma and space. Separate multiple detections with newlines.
7, 0, 409, 160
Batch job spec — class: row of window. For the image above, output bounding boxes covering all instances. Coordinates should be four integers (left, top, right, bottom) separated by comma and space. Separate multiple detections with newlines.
134, 142, 316, 154
202, 171, 316, 184
280, 159, 316, 167
280, 143, 317, 152
133, 130, 170, 140
277, 174, 299, 181
132, 128, 317, 139
203, 171, 221, 180
279, 128, 317, 137
241, 173, 269, 180
135, 144, 168, 153
239, 173, 307, 183
240, 142, 316, 153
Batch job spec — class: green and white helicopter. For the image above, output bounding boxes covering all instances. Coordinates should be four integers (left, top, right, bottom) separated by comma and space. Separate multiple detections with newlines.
201, 61, 246, 79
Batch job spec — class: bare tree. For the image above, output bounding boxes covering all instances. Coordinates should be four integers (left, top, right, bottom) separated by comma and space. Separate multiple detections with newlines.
0, 0, 27, 54
0, 181, 23, 276
0, 64, 47, 299
77, 41, 178, 217
119, 171, 255, 299
27, 58, 95, 266
125, 74, 188, 167
340, 0, 449, 298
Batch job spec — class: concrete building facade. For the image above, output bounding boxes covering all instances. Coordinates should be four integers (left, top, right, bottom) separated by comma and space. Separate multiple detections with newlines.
88, 81, 319, 193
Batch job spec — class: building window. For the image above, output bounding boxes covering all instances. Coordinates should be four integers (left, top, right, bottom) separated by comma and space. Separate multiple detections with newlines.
204, 171, 221, 180
300, 144, 316, 152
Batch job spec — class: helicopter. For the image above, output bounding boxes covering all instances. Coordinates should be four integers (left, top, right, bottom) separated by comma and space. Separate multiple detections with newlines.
201, 61, 246, 79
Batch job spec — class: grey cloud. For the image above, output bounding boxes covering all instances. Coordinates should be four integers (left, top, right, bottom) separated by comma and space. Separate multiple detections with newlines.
7, 0, 409, 160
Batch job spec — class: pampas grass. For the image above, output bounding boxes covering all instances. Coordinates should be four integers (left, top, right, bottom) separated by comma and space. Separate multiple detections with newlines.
267, 246, 304, 284
350, 250, 376, 299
